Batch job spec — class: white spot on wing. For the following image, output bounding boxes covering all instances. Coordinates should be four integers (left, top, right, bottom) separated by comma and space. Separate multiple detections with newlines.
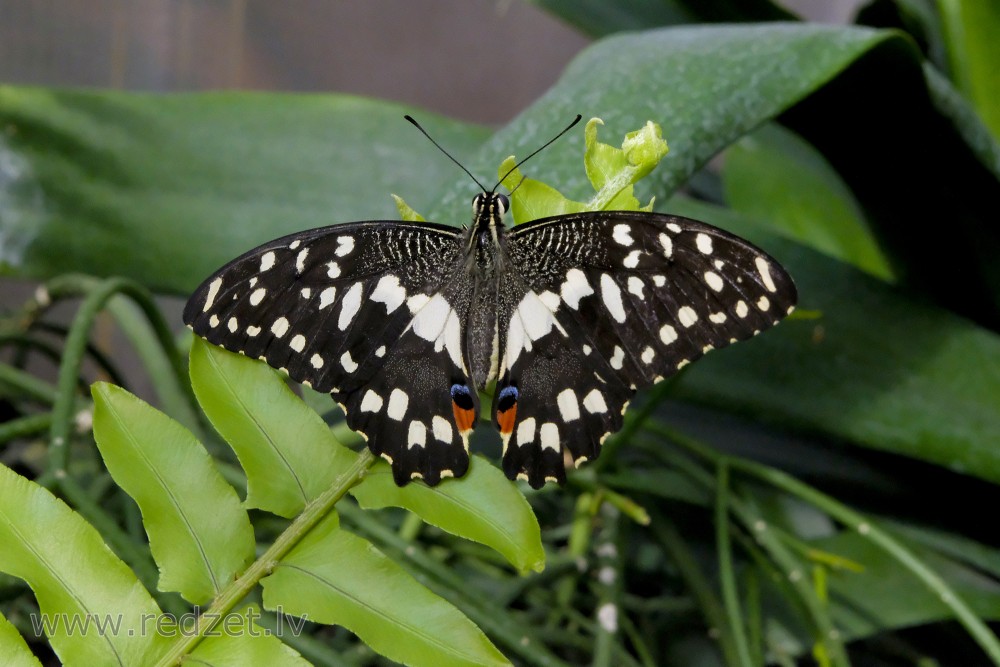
260, 251, 276, 271
756, 257, 777, 292
641, 346, 655, 364
371, 274, 406, 313
209, 314, 219, 328
610, 345, 625, 370
736, 300, 749, 318
249, 287, 267, 306
407, 420, 426, 448
538, 290, 560, 310
432, 415, 452, 443
704, 271, 724, 292
289, 240, 301, 250
540, 422, 560, 451
203, 278, 223, 312
360, 390, 383, 413
227, 317, 238, 333
627, 276, 644, 299
518, 291, 555, 342
295, 248, 309, 274
290, 334, 306, 352
387, 388, 409, 420
659, 233, 673, 258
411, 293, 450, 341
340, 350, 358, 373
310, 354, 324, 369
600, 274, 627, 323
612, 224, 633, 246
326, 262, 341, 278
623, 249, 642, 268
695, 233, 713, 254
318, 286, 336, 310
247, 325, 261, 337
710, 312, 727, 323
300, 287, 311, 299
516, 417, 536, 445
560, 268, 593, 309
667, 222, 682, 233
271, 317, 290, 338
375, 345, 386, 357
557, 389, 580, 422
583, 389, 608, 413
338, 283, 363, 330
678, 306, 698, 328
757, 296, 771, 311
660, 324, 677, 344
335, 236, 355, 257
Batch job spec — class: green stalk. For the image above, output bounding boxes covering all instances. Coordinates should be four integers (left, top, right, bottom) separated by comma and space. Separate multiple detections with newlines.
0, 363, 58, 404
154, 449, 375, 666
0, 412, 52, 444
728, 456, 1000, 666
716, 463, 754, 667
648, 510, 740, 666
645, 435, 847, 666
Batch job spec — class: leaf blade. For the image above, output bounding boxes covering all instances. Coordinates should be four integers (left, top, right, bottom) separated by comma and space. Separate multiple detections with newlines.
0, 464, 169, 665
351, 456, 544, 574
261, 513, 511, 667
189, 336, 358, 518
91, 382, 254, 605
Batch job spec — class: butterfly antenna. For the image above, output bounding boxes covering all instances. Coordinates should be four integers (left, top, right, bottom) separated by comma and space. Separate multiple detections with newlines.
494, 114, 582, 192
405, 115, 487, 192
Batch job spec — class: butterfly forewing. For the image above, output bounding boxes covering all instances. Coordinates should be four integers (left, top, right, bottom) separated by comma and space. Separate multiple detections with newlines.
183, 220, 480, 483
493, 211, 797, 487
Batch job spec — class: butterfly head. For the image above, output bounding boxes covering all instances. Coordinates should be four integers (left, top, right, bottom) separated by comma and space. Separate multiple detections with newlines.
473, 192, 510, 224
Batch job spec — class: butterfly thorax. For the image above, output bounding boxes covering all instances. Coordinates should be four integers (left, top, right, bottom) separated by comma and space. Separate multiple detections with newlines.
462, 192, 513, 389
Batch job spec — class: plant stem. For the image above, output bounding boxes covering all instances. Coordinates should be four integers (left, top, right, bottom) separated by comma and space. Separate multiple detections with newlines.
153, 449, 375, 667
716, 463, 754, 667
728, 456, 1000, 666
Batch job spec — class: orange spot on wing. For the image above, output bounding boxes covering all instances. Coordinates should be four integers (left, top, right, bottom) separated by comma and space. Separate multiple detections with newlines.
453, 403, 476, 433
497, 404, 518, 435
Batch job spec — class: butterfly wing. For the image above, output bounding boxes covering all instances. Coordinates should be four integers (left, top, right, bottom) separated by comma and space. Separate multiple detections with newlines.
183, 220, 479, 484
495, 211, 797, 487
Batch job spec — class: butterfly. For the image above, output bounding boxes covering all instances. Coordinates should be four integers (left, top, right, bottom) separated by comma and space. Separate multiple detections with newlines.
183, 116, 797, 489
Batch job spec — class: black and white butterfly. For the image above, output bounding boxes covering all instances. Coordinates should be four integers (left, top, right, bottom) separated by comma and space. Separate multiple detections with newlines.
184, 118, 797, 489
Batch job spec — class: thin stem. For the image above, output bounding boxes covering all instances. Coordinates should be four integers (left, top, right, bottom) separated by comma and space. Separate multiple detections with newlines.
648, 510, 740, 666
716, 463, 754, 667
728, 456, 1000, 666
0, 412, 52, 444
154, 449, 376, 666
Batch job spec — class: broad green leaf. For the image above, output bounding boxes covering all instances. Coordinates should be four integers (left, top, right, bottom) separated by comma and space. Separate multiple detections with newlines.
351, 456, 544, 574
938, 0, 1000, 142
91, 382, 255, 605
0, 87, 490, 293
0, 611, 42, 667
187, 604, 311, 667
189, 337, 357, 518
527, 0, 794, 38
262, 513, 510, 667
665, 197, 1000, 485
430, 24, 904, 216
722, 123, 894, 281
810, 531, 1000, 641
0, 463, 169, 665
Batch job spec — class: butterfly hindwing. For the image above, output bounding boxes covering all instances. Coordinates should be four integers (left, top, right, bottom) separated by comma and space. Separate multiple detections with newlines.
495, 211, 797, 485
183, 220, 478, 483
